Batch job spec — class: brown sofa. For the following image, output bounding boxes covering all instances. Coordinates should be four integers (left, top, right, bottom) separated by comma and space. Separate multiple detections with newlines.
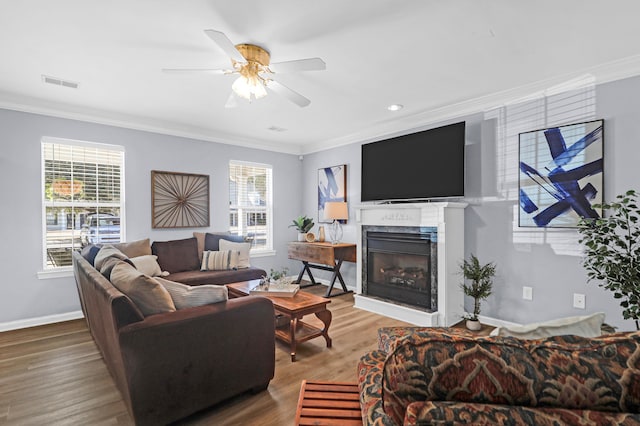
72, 238, 275, 425
358, 327, 640, 425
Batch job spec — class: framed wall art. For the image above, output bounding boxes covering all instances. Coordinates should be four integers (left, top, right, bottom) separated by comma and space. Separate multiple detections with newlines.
151, 170, 210, 228
318, 164, 347, 223
518, 119, 604, 228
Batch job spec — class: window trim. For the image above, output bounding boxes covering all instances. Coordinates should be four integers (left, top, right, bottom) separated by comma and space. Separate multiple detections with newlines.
229, 159, 273, 254
41, 136, 126, 272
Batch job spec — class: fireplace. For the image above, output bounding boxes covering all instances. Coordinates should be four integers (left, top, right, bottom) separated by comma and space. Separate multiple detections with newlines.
355, 202, 467, 326
363, 227, 437, 311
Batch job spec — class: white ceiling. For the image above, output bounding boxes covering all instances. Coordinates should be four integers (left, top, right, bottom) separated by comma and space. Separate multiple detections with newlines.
2, 0, 640, 154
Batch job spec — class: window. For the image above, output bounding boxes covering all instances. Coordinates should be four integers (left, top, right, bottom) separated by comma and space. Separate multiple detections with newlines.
42, 138, 124, 269
229, 161, 273, 252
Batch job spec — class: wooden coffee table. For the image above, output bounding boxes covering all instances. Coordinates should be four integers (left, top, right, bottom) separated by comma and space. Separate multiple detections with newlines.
227, 280, 332, 362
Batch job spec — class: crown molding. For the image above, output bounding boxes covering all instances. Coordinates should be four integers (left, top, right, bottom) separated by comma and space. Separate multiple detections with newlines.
0, 92, 303, 155
3, 53, 640, 157
301, 54, 640, 155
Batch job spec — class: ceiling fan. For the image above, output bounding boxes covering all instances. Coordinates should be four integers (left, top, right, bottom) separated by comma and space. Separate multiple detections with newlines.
163, 30, 326, 108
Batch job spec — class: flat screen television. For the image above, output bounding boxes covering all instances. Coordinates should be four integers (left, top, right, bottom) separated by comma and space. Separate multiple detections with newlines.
361, 121, 465, 202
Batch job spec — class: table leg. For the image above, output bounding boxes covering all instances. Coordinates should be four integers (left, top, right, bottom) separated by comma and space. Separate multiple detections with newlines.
324, 259, 352, 297
289, 317, 298, 362
295, 261, 317, 288
315, 309, 332, 348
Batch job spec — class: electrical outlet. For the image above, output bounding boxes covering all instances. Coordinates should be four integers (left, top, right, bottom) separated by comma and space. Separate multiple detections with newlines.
522, 286, 533, 300
573, 293, 586, 309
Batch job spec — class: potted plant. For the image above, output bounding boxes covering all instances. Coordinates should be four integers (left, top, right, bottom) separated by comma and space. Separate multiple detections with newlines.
289, 215, 314, 241
459, 254, 496, 331
577, 189, 640, 330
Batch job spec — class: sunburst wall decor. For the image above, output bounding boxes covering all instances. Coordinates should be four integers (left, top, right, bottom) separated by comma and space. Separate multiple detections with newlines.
151, 170, 209, 228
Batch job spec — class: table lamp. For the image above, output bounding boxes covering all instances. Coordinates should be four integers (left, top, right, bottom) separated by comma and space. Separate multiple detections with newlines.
323, 201, 348, 244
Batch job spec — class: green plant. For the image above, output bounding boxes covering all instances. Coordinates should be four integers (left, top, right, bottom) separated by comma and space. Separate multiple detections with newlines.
459, 254, 496, 321
263, 267, 289, 282
289, 215, 314, 233
577, 189, 640, 330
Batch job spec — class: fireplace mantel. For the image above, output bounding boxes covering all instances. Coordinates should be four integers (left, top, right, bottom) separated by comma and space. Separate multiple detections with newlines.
355, 202, 467, 326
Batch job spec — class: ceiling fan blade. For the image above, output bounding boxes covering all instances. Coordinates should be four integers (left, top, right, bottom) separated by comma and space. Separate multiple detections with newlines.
162, 68, 229, 75
224, 91, 239, 109
204, 29, 245, 63
269, 58, 326, 73
266, 80, 311, 108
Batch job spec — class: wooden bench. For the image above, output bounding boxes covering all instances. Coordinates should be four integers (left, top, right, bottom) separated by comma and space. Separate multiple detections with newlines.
294, 380, 362, 425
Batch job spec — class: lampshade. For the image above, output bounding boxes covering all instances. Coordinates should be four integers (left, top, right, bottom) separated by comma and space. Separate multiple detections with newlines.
232, 75, 267, 100
324, 201, 348, 221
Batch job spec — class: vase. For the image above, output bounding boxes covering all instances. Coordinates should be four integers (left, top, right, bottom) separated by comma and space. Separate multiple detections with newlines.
318, 226, 325, 242
466, 319, 482, 331
297, 232, 307, 242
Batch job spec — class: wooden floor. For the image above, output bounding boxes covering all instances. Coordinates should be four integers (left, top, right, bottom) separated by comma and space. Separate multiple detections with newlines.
0, 285, 413, 426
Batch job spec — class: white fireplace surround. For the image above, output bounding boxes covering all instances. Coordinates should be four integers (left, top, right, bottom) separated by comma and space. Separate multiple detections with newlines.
355, 202, 467, 326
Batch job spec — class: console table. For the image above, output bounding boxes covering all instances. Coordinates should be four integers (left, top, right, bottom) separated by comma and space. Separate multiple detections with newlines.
287, 242, 357, 297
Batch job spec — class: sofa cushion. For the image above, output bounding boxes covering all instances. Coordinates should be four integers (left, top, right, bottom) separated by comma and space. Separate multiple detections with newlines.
94, 245, 129, 270
151, 237, 200, 273
204, 232, 245, 251
489, 312, 605, 339
381, 330, 640, 425
130, 254, 169, 277
165, 266, 267, 286
156, 277, 228, 309
113, 238, 152, 258
110, 261, 176, 316
403, 401, 640, 426
201, 250, 239, 271
219, 239, 251, 268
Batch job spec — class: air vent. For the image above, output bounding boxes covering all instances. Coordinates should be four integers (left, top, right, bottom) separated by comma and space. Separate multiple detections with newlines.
268, 126, 287, 132
42, 75, 79, 89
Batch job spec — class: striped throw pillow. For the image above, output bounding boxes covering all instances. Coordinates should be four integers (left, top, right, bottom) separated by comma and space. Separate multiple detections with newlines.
156, 278, 228, 309
201, 250, 239, 271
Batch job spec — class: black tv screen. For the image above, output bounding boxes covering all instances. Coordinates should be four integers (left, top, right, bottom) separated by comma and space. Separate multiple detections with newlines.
361, 121, 465, 202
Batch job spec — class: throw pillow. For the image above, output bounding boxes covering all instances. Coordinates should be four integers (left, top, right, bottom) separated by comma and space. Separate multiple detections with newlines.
110, 261, 176, 316
80, 244, 102, 266
130, 254, 169, 277
193, 232, 206, 262
489, 312, 605, 339
99, 256, 125, 280
94, 245, 128, 270
151, 237, 200, 273
203, 232, 246, 251
218, 239, 251, 268
156, 278, 228, 309
201, 250, 240, 271
113, 238, 152, 258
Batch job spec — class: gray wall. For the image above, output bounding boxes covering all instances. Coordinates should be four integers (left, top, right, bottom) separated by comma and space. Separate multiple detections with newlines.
302, 75, 640, 332
0, 108, 303, 325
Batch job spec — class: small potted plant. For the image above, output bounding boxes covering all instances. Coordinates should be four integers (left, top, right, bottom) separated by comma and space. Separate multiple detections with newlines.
459, 254, 496, 331
289, 215, 314, 241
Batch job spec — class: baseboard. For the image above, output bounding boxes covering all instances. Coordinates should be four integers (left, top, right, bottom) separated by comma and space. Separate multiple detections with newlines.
292, 275, 357, 292
477, 314, 521, 329
0, 310, 84, 332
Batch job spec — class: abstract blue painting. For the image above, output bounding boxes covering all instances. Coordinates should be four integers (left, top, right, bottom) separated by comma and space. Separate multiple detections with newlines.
519, 119, 604, 228
318, 164, 347, 223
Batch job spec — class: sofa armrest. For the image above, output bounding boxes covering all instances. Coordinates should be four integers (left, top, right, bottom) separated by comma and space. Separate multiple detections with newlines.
117, 296, 275, 426
404, 401, 640, 426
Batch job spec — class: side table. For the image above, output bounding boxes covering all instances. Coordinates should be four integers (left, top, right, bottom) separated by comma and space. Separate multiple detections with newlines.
287, 242, 356, 297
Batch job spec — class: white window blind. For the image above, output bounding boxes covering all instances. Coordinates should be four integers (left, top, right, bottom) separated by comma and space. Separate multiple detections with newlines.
42, 139, 124, 269
229, 161, 272, 252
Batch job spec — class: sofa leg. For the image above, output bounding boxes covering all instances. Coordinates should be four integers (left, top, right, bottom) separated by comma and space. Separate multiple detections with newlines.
250, 383, 269, 394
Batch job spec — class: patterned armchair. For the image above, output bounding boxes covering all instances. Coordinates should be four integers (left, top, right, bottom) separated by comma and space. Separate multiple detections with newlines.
358, 327, 640, 425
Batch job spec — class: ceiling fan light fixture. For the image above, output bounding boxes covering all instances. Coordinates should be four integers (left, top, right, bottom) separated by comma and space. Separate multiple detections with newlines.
231, 44, 270, 101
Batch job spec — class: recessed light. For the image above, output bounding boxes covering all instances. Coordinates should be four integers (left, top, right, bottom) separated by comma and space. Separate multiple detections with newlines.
387, 104, 403, 111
